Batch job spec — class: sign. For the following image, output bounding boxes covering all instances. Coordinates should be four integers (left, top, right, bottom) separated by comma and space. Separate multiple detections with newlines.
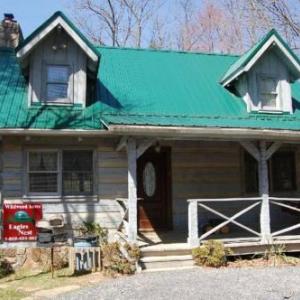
2, 203, 43, 242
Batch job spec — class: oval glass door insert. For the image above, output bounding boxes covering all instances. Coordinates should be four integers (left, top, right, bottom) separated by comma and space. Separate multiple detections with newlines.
143, 162, 156, 197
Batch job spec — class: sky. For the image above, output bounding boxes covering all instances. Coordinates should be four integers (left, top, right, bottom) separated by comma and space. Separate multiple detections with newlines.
0, 0, 69, 37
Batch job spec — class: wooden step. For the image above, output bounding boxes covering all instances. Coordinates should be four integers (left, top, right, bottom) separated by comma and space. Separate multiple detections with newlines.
140, 254, 194, 270
140, 247, 191, 257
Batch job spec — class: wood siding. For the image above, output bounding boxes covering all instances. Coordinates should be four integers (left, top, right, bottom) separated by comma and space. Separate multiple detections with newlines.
168, 141, 244, 230
29, 29, 87, 106
1, 137, 125, 231
236, 48, 292, 113
1, 137, 300, 235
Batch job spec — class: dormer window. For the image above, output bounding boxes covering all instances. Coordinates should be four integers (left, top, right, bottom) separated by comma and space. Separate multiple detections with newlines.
16, 12, 100, 108
221, 29, 300, 115
259, 75, 280, 111
46, 65, 70, 103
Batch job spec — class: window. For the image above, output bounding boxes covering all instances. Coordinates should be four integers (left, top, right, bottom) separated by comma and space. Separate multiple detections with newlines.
28, 152, 58, 193
271, 151, 296, 192
27, 150, 93, 195
63, 151, 93, 195
243, 150, 297, 194
46, 65, 69, 103
259, 75, 279, 110
244, 151, 259, 194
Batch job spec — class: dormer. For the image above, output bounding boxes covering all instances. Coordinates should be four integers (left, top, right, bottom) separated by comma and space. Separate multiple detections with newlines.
16, 12, 100, 108
221, 29, 300, 114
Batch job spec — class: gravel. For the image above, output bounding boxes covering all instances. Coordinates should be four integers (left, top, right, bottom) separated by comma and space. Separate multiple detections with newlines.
57, 267, 300, 300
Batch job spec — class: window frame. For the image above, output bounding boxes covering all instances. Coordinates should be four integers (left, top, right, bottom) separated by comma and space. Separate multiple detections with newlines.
257, 73, 282, 112
44, 64, 73, 105
26, 149, 61, 196
62, 150, 94, 196
26, 149, 95, 197
242, 148, 297, 195
269, 150, 297, 193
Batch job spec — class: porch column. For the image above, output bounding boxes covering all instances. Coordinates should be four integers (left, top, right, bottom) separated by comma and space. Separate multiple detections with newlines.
127, 138, 138, 242
258, 141, 271, 244
187, 200, 199, 248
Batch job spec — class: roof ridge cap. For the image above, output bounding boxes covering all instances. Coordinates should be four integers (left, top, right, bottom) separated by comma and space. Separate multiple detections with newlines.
96, 45, 240, 57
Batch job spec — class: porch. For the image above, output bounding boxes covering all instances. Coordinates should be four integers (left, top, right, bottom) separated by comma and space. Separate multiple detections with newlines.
117, 137, 300, 258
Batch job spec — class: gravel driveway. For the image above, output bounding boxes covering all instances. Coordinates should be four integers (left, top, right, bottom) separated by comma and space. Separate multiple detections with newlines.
57, 267, 300, 300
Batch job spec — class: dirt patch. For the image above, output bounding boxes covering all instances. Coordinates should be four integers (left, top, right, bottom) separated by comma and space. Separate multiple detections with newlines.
227, 254, 300, 268
33, 285, 81, 298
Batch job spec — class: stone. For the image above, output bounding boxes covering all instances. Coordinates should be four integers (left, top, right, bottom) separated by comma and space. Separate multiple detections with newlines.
16, 248, 26, 255
1, 248, 17, 257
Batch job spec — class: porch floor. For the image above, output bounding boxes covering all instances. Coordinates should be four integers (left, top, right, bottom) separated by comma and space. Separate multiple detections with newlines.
138, 231, 188, 252
137, 231, 300, 255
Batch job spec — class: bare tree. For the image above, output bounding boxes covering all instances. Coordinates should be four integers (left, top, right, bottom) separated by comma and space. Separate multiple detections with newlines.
254, 0, 300, 50
174, 0, 200, 51
67, 0, 300, 53
122, 0, 166, 47
69, 0, 165, 47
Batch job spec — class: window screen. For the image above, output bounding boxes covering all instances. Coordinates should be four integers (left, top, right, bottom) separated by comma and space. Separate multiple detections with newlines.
28, 152, 58, 193
62, 151, 93, 195
46, 65, 69, 102
259, 76, 278, 109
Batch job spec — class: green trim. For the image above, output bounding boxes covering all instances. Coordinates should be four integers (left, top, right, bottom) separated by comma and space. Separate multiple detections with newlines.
220, 29, 300, 85
30, 102, 83, 108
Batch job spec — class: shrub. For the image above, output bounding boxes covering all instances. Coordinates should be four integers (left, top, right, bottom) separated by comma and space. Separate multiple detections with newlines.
102, 241, 140, 275
263, 244, 288, 266
0, 252, 13, 278
192, 240, 232, 268
79, 222, 108, 245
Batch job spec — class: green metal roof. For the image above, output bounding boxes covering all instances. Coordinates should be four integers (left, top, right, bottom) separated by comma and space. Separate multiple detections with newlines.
0, 48, 103, 129
2, 18, 300, 132
97, 46, 300, 131
220, 29, 300, 86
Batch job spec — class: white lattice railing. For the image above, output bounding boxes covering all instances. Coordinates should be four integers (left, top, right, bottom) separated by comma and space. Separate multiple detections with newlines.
187, 196, 300, 247
187, 197, 264, 247
269, 197, 300, 238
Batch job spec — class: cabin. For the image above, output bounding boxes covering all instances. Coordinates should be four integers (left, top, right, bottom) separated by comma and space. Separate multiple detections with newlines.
1, 11, 300, 270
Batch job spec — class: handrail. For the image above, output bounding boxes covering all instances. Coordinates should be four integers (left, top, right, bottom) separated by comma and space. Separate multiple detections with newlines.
187, 197, 262, 203
269, 197, 300, 202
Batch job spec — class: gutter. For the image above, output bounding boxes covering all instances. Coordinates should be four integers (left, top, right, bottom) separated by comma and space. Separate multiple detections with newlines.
1, 125, 300, 142
0, 128, 110, 137
107, 125, 300, 141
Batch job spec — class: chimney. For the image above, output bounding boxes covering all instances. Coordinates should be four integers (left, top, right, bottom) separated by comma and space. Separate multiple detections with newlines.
0, 13, 23, 48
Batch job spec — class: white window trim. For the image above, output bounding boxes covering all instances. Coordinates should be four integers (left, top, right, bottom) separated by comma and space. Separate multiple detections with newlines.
25, 149, 95, 197
257, 73, 282, 112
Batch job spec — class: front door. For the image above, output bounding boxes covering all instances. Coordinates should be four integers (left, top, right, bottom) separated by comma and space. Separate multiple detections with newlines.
137, 147, 171, 231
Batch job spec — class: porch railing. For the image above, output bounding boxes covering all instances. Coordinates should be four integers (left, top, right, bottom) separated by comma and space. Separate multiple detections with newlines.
187, 197, 300, 247
269, 197, 300, 239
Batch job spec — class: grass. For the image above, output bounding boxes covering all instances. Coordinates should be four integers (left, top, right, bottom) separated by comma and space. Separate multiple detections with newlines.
0, 288, 27, 300
0, 268, 106, 299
